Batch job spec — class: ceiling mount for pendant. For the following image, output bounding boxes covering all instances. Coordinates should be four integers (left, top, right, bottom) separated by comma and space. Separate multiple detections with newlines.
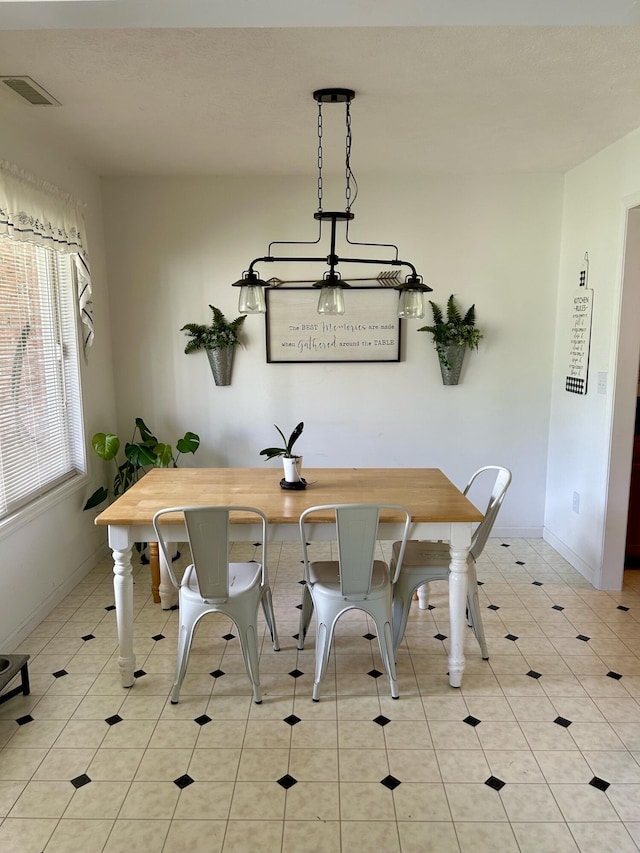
232, 86, 432, 318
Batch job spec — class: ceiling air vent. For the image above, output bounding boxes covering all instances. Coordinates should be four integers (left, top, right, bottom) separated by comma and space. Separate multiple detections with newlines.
0, 76, 60, 106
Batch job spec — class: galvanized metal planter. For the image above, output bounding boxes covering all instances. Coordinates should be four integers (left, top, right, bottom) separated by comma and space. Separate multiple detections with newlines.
438, 344, 466, 385
206, 346, 235, 386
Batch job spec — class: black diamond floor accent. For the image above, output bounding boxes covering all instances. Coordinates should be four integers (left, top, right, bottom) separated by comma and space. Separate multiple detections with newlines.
284, 714, 302, 727
363, 632, 376, 641
477, 581, 484, 586
210, 669, 225, 679
576, 635, 590, 642
487, 604, 500, 611
368, 669, 383, 679
71, 774, 91, 789
617, 605, 630, 612
169, 604, 179, 611
134, 670, 146, 678
515, 560, 525, 565
52, 670, 68, 678
104, 604, 116, 611
194, 714, 212, 726
151, 634, 165, 642
373, 715, 391, 727
532, 581, 543, 586
253, 542, 261, 547
589, 776, 610, 791
16, 714, 33, 726
607, 671, 623, 680
81, 634, 95, 642
105, 714, 123, 726
222, 633, 235, 641
526, 671, 542, 680
485, 776, 506, 791
427, 604, 436, 609
434, 633, 447, 641
277, 774, 298, 789
551, 604, 565, 611
380, 775, 402, 790
174, 774, 194, 789
289, 669, 304, 679
295, 604, 303, 610
505, 634, 518, 642
298, 579, 306, 585
292, 633, 300, 641
463, 715, 481, 727
554, 716, 572, 727
501, 543, 510, 548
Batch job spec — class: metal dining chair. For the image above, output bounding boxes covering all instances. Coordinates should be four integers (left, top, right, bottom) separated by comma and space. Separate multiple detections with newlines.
297, 503, 412, 701
390, 466, 512, 658
153, 505, 279, 704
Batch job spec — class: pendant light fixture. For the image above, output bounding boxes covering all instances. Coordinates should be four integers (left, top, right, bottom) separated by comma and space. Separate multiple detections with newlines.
232, 88, 432, 318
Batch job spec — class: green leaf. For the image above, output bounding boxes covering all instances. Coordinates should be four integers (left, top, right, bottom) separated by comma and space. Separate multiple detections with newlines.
154, 443, 174, 467
92, 432, 120, 461
135, 418, 157, 445
125, 442, 157, 467
259, 447, 285, 460
176, 432, 200, 455
286, 421, 304, 453
83, 486, 109, 510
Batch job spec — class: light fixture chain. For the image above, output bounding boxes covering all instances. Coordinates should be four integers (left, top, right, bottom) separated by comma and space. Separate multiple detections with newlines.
317, 100, 323, 213
345, 99, 352, 212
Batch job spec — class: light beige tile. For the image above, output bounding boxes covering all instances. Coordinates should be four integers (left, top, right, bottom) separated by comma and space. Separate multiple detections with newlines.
397, 821, 460, 853
173, 781, 234, 820
436, 750, 491, 783
228, 781, 286, 820
392, 781, 451, 821
338, 746, 389, 782
387, 749, 442, 783
455, 822, 519, 852
499, 782, 564, 822
445, 783, 508, 822
511, 822, 579, 853
0, 817, 57, 853
133, 748, 193, 781
237, 747, 289, 781
32, 748, 95, 781
188, 748, 241, 781
339, 782, 396, 821
606, 784, 640, 821
43, 818, 114, 853
284, 780, 339, 821
222, 820, 283, 853
583, 750, 640, 782
288, 747, 338, 782
567, 821, 640, 853
86, 748, 144, 781
162, 820, 226, 853
102, 819, 170, 853
483, 750, 545, 783
281, 820, 340, 853
550, 783, 620, 821
64, 780, 128, 819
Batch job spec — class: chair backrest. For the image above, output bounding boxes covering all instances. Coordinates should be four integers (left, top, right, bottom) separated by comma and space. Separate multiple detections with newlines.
152, 505, 267, 602
299, 503, 412, 597
464, 466, 512, 561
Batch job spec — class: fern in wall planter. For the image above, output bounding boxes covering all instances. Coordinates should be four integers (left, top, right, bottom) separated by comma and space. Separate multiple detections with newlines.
181, 305, 246, 386
418, 294, 483, 385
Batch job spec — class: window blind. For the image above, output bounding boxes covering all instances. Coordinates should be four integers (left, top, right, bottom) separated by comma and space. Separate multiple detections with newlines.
0, 236, 85, 520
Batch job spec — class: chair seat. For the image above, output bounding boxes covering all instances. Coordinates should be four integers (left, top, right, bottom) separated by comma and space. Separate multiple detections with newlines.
308, 559, 390, 594
181, 561, 262, 602
392, 540, 455, 571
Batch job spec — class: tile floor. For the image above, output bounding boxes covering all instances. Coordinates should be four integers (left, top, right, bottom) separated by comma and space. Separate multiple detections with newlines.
2, 538, 640, 852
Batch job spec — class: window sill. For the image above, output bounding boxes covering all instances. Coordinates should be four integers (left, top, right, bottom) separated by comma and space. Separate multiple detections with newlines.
0, 472, 89, 542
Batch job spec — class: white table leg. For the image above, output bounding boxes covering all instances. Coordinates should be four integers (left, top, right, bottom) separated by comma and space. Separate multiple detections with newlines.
112, 545, 136, 688
447, 531, 470, 688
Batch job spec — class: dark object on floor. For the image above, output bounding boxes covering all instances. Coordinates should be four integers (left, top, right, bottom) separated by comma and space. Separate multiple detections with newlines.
0, 654, 30, 704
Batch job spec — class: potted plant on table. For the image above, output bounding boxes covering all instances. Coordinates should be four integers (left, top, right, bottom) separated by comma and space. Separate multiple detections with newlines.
259, 422, 305, 488
418, 294, 483, 385
181, 304, 246, 386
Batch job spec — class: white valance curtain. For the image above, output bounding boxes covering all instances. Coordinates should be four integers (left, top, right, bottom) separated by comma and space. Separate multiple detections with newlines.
0, 159, 94, 353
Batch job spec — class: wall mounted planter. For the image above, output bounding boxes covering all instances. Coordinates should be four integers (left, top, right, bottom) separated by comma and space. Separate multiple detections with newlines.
438, 344, 466, 386
206, 346, 234, 386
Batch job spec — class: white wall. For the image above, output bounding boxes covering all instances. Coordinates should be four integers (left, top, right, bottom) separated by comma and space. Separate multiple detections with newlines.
101, 172, 564, 536
0, 108, 117, 650
546, 127, 640, 588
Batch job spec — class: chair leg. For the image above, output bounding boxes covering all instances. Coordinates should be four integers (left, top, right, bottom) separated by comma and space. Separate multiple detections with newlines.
261, 586, 280, 651
171, 616, 197, 704
298, 584, 314, 651
377, 618, 399, 699
466, 565, 489, 660
392, 586, 411, 655
417, 583, 431, 610
239, 620, 262, 704
312, 618, 335, 702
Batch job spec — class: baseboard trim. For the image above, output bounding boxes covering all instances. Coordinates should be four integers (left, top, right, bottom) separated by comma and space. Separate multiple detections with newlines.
1, 543, 110, 651
543, 528, 598, 587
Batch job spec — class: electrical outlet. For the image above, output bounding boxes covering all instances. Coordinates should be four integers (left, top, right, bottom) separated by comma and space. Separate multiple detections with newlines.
573, 491, 580, 514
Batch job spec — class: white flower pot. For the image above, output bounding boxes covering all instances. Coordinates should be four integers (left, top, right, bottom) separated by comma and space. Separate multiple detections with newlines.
282, 456, 303, 483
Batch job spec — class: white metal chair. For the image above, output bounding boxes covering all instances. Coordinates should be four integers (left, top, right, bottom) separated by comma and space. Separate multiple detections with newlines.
297, 503, 412, 701
390, 466, 512, 658
152, 505, 279, 704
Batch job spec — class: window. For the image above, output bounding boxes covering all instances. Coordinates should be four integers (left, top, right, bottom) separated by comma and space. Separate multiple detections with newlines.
0, 236, 85, 521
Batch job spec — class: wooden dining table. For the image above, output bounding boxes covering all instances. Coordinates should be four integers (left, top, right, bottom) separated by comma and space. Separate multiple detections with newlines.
95, 467, 483, 689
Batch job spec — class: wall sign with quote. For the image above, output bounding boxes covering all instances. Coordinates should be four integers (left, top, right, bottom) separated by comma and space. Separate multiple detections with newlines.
265, 286, 402, 363
565, 253, 594, 395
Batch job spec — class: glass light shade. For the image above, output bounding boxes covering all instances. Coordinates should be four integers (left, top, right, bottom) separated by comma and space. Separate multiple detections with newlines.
238, 283, 266, 314
317, 284, 345, 315
397, 288, 425, 319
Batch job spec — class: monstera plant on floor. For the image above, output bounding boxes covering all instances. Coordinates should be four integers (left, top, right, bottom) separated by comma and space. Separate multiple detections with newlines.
181, 305, 246, 386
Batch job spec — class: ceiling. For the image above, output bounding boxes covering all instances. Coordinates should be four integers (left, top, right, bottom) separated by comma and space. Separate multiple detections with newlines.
1, 3, 640, 178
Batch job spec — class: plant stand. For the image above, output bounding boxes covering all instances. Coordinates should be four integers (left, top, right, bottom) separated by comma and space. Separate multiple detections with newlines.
0, 654, 30, 705
206, 347, 234, 386
438, 344, 466, 385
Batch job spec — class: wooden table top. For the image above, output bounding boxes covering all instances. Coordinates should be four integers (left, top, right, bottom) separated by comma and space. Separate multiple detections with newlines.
94, 467, 483, 527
